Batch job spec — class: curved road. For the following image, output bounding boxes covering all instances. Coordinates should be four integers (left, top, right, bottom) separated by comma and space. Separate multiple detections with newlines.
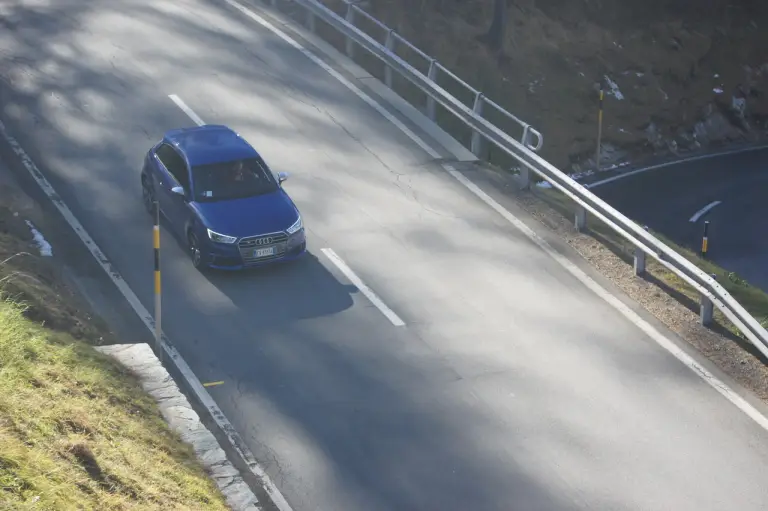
2, 0, 768, 510
593, 148, 768, 291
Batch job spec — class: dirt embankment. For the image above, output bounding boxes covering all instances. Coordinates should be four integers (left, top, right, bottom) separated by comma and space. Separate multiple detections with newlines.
353, 0, 768, 171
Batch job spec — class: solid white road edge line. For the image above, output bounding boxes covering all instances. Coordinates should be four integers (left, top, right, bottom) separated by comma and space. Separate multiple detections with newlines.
587, 145, 768, 189
224, 0, 768, 432
166, 94, 406, 328
689, 201, 722, 223
321, 248, 406, 327
0, 119, 295, 511
169, 94, 206, 127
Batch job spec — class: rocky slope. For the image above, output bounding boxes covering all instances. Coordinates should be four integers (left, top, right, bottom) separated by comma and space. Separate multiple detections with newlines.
334, 0, 768, 173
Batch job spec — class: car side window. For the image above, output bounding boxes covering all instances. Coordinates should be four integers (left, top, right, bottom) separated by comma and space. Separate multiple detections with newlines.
155, 144, 190, 189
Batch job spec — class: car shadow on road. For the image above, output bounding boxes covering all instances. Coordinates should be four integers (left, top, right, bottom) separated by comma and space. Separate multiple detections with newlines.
153, 206, 357, 322
207, 250, 359, 324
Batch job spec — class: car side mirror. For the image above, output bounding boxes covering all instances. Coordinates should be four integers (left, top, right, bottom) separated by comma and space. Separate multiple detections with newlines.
171, 186, 185, 197
277, 172, 289, 184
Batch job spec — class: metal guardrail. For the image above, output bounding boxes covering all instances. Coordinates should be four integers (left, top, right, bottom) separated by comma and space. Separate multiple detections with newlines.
261, 0, 768, 359
268, 0, 542, 156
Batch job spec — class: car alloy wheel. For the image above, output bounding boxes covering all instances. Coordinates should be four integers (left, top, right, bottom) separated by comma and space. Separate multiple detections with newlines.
188, 233, 204, 270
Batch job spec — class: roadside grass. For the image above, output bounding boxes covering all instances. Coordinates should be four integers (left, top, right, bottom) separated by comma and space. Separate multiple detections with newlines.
534, 185, 768, 344
0, 206, 228, 509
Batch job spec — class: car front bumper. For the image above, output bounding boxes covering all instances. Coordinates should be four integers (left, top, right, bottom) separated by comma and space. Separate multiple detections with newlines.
202, 229, 307, 271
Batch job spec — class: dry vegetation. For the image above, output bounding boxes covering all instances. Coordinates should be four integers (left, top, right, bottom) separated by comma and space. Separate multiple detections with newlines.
0, 196, 227, 508
325, 0, 768, 170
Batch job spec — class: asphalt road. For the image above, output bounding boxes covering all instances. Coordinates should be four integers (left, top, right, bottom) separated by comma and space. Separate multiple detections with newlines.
593, 148, 768, 290
2, 1, 768, 510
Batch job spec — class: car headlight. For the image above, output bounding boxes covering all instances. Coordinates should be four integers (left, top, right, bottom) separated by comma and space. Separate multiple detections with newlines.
286, 215, 303, 235
207, 229, 237, 244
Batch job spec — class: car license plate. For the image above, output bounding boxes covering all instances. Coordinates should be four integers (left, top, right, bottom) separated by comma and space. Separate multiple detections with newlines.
254, 247, 275, 258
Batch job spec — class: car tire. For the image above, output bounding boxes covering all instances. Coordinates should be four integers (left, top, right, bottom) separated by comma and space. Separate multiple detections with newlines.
188, 232, 206, 271
141, 176, 155, 216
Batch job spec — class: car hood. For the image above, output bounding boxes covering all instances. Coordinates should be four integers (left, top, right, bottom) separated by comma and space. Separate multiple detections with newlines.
192, 189, 300, 238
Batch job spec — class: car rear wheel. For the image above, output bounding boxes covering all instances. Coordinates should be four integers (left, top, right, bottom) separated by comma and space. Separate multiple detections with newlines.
188, 232, 205, 271
141, 176, 155, 216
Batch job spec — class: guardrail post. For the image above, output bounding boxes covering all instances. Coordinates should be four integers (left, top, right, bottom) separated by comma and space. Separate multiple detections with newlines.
575, 206, 587, 231
345, 4, 356, 58
471, 92, 484, 157
634, 225, 648, 276
518, 166, 530, 190
518, 127, 531, 190
700, 295, 714, 326
384, 31, 395, 88
700, 273, 716, 326
634, 247, 646, 276
426, 59, 438, 121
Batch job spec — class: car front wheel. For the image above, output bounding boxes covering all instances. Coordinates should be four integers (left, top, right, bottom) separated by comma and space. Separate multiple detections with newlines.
188, 232, 206, 271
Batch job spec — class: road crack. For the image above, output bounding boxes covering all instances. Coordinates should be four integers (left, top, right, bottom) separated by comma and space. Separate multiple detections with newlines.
324, 110, 392, 172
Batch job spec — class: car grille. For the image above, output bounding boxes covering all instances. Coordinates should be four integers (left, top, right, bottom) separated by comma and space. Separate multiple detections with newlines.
238, 232, 289, 264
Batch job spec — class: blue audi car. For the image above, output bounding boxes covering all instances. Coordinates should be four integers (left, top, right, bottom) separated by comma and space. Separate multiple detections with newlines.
140, 125, 306, 271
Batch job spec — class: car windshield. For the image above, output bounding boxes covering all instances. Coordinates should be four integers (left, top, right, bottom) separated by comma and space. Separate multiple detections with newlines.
191, 158, 278, 202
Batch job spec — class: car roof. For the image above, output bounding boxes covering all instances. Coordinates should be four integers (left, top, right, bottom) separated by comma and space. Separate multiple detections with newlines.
163, 125, 259, 166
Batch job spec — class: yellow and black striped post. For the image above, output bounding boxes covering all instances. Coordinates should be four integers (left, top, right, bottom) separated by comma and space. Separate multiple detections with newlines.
153, 200, 162, 362
596, 87, 604, 171
701, 220, 710, 259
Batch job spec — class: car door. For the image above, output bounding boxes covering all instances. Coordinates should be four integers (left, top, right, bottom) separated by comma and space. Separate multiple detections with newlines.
154, 143, 191, 237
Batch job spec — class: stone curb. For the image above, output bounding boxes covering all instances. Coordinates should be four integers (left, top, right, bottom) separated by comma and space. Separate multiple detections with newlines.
94, 343, 260, 511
